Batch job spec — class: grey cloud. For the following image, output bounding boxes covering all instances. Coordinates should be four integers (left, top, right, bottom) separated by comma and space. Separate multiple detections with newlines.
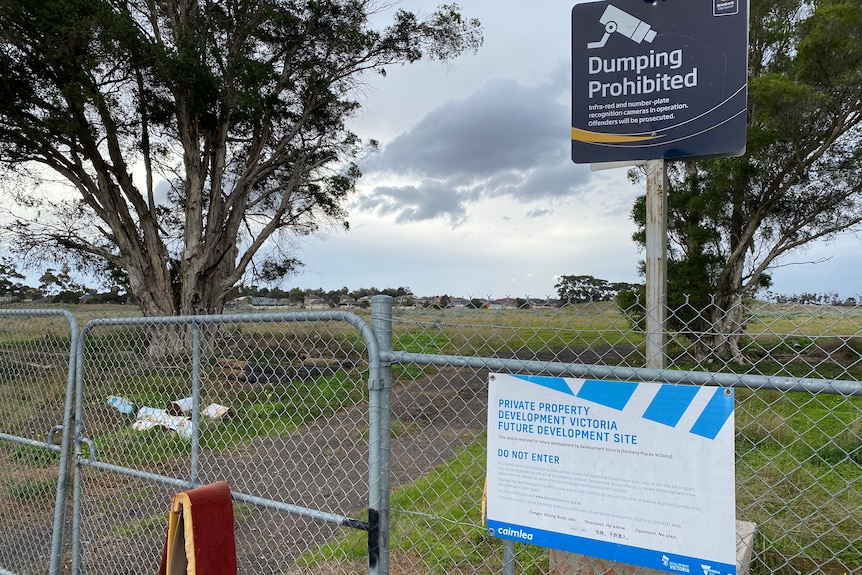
361, 182, 480, 226
480, 161, 591, 202
360, 65, 596, 224
526, 208, 553, 219
367, 75, 566, 179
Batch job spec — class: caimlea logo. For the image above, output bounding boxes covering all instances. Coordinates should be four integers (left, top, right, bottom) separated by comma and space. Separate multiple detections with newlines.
494, 526, 534, 541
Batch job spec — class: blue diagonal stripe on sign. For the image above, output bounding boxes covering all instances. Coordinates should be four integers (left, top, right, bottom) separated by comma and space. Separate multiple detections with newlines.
576, 379, 638, 411
642, 384, 700, 428
689, 388, 734, 439
511, 375, 575, 397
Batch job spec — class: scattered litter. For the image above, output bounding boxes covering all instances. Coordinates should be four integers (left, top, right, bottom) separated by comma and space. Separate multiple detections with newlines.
136, 406, 165, 420
132, 407, 194, 440
107, 395, 137, 415
125, 399, 232, 439
166, 397, 194, 415
202, 403, 231, 419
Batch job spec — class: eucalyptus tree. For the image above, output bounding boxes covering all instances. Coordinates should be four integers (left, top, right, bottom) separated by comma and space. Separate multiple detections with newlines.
629, 0, 862, 361
0, 0, 482, 316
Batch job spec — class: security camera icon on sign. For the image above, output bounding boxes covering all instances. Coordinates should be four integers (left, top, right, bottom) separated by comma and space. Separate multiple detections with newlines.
587, 5, 657, 49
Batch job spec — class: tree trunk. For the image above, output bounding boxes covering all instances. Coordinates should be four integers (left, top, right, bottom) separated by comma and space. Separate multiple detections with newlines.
177, 240, 239, 315
698, 294, 747, 364
697, 249, 749, 364
118, 237, 174, 317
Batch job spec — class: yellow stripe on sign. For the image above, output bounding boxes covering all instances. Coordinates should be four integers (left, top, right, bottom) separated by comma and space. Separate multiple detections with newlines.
571, 127, 660, 143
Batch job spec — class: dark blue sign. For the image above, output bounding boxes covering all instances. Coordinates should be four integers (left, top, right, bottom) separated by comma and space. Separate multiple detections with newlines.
571, 0, 748, 164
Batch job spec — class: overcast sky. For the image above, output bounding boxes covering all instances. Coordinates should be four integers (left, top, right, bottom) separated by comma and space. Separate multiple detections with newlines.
285, 0, 862, 299
5, 1, 858, 300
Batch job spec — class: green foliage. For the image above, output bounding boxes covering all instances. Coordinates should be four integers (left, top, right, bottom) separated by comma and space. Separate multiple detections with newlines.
629, 0, 862, 353
106, 512, 166, 538
616, 287, 645, 331
395, 331, 452, 354
734, 390, 862, 572
11, 445, 60, 467
555, 275, 640, 305
393, 363, 436, 382
2, 477, 57, 504
0, 258, 30, 300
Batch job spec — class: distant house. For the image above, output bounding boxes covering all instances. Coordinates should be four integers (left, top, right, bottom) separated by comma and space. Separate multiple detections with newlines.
338, 296, 357, 308
304, 297, 328, 309
250, 296, 283, 307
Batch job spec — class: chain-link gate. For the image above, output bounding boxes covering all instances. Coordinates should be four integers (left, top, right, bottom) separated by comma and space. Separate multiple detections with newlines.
69, 311, 385, 575
0, 310, 78, 575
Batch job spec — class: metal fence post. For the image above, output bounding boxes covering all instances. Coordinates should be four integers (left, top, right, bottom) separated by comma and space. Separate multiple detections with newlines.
70, 317, 85, 575
191, 321, 202, 487
370, 296, 394, 575
503, 541, 516, 575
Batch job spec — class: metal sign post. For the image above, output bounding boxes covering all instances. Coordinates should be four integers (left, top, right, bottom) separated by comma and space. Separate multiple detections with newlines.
645, 159, 667, 370
559, 1, 750, 571
571, 0, 749, 365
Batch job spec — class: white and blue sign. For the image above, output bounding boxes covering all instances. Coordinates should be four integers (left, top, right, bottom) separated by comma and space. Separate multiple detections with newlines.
486, 373, 736, 575
571, 0, 748, 163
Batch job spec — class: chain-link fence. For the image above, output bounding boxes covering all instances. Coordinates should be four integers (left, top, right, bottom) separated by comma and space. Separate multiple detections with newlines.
0, 310, 78, 575
379, 296, 861, 575
0, 298, 860, 575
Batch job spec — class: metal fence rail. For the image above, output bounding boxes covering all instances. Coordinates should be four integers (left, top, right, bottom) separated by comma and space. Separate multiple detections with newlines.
0, 310, 78, 575
0, 297, 859, 575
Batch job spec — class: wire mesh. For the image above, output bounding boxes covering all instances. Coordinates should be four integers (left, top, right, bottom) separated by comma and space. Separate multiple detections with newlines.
384, 298, 861, 575
0, 311, 76, 575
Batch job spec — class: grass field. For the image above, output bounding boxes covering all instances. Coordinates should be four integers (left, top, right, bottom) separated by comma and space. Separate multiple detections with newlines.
1, 302, 861, 574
